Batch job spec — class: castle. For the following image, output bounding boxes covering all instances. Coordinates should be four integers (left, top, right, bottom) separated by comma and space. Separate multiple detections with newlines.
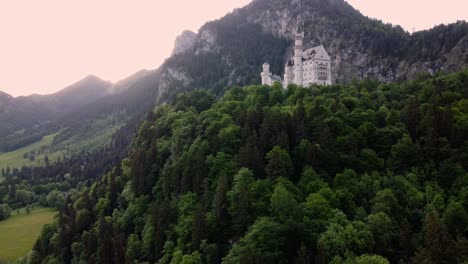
261, 33, 332, 88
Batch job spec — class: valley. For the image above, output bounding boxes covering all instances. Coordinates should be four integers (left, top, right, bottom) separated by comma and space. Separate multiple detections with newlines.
0, 114, 125, 181
0, 133, 60, 180
0, 69, 159, 178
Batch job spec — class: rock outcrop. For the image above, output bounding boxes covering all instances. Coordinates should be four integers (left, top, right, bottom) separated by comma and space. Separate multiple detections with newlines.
171, 30, 197, 56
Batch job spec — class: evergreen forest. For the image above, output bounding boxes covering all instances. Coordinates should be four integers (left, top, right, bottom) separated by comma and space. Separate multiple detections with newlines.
17, 70, 468, 263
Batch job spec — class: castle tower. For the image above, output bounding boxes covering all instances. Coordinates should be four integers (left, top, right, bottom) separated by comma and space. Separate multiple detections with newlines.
261, 62, 272, 85
283, 61, 293, 89
293, 32, 304, 86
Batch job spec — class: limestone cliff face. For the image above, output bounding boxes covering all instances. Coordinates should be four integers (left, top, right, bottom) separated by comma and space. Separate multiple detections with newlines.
239, 0, 468, 83
158, 67, 192, 98
171, 30, 197, 56
156, 0, 468, 101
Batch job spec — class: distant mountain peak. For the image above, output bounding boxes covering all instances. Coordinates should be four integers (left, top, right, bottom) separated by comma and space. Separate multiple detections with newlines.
59, 75, 111, 93
82, 74, 103, 81
73, 74, 109, 86
0, 90, 13, 99
0, 90, 13, 105
111, 69, 155, 93
27, 74, 114, 114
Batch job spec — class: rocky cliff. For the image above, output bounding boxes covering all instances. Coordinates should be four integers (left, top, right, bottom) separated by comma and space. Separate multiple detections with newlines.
155, 0, 468, 101
171, 30, 197, 56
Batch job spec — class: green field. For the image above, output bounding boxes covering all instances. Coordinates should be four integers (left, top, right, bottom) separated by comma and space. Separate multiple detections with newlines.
0, 133, 63, 180
55, 116, 124, 154
0, 116, 125, 182
0, 208, 56, 262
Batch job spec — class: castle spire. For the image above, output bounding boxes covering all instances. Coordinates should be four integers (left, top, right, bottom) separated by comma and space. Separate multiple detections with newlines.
293, 32, 304, 86
261, 62, 272, 85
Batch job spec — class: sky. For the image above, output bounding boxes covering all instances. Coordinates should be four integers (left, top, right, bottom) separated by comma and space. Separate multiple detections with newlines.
0, 0, 466, 97
346, 0, 468, 32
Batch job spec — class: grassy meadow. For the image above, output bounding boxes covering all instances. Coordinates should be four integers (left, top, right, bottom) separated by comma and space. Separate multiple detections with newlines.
0, 116, 125, 182
54, 116, 124, 154
0, 208, 56, 262
0, 133, 62, 180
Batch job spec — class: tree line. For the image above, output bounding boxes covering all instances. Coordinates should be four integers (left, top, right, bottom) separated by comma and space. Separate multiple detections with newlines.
0, 109, 143, 221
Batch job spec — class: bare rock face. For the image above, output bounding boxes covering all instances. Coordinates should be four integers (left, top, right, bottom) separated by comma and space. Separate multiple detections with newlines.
196, 29, 218, 55
241, 0, 467, 83
171, 30, 197, 56
158, 67, 192, 97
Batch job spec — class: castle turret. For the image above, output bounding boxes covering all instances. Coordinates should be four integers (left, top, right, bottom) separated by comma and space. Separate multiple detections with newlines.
261, 62, 272, 85
293, 32, 304, 86
283, 60, 294, 89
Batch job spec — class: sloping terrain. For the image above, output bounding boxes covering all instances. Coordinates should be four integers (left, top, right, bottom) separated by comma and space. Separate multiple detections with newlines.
0, 76, 112, 152
1, 0, 467, 174
31, 70, 468, 264
0, 70, 160, 173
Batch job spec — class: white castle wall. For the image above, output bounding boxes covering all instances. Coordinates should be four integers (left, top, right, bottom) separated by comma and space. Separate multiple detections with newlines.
261, 32, 332, 87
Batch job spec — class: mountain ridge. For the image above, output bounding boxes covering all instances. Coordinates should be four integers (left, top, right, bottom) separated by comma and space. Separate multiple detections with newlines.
155, 0, 467, 102
0, 75, 113, 152
0, 0, 466, 163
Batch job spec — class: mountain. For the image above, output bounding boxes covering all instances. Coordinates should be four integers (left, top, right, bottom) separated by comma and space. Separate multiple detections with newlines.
50, 69, 160, 151
155, 0, 468, 101
35, 75, 113, 112
0, 75, 112, 151
1, 0, 467, 262
0, 75, 111, 123
0, 91, 13, 103
2, 0, 466, 156
172, 30, 198, 56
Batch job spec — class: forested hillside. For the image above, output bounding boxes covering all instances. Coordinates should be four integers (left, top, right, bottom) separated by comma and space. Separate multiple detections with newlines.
0, 76, 112, 152
0, 72, 160, 221
0, 69, 159, 156
28, 70, 468, 264
2, 0, 467, 177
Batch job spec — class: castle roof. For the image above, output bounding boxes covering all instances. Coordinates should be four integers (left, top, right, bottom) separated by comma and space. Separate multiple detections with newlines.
271, 75, 282, 82
303, 45, 330, 61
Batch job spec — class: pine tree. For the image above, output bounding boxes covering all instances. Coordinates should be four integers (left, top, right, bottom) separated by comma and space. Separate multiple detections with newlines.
191, 203, 206, 251
152, 200, 173, 260
413, 211, 454, 263
228, 168, 254, 237
97, 216, 113, 264
214, 175, 230, 237
107, 172, 118, 212
265, 146, 293, 180
295, 243, 310, 264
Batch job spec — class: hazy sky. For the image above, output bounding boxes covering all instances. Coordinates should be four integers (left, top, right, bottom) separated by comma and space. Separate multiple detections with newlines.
0, 0, 466, 97
347, 0, 468, 32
